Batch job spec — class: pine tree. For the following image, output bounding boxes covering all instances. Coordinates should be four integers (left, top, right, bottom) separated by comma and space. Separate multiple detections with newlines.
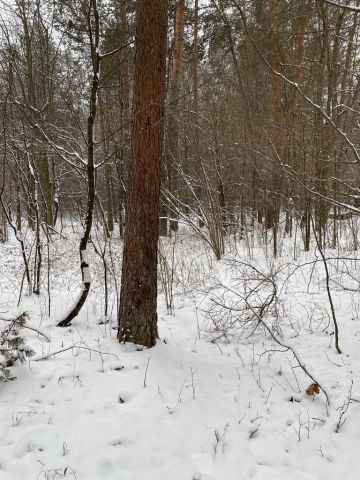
118, 0, 168, 347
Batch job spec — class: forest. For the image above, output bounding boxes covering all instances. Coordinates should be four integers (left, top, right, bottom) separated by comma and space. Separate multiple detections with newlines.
1, 0, 360, 479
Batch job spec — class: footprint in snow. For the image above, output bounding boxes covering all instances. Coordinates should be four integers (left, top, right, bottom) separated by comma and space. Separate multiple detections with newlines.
118, 391, 131, 404
109, 437, 130, 447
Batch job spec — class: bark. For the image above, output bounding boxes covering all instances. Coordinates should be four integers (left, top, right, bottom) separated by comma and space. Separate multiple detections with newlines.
192, 0, 205, 229
166, 0, 185, 233
117, 0, 130, 238
39, 148, 54, 226
267, 0, 283, 257
193, 0, 199, 116
119, 0, 130, 121
58, 0, 99, 327
118, 0, 168, 347
98, 94, 114, 234
18, 0, 54, 227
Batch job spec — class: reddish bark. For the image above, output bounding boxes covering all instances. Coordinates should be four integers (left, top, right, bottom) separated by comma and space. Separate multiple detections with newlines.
118, 0, 168, 347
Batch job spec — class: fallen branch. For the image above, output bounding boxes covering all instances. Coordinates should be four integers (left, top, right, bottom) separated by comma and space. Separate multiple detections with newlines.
33, 342, 119, 361
244, 300, 332, 412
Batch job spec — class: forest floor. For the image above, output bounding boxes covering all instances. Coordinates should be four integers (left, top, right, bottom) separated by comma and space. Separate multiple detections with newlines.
1, 225, 360, 480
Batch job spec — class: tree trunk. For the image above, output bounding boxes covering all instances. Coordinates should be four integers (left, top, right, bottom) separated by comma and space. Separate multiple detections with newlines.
164, 0, 185, 234
58, 0, 99, 327
118, 0, 168, 347
268, 0, 282, 257
98, 94, 114, 234
117, 0, 130, 238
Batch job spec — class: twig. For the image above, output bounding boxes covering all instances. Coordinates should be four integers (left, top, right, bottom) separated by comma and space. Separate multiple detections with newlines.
245, 301, 331, 410
33, 343, 118, 361
311, 215, 342, 354
143, 356, 151, 388
335, 380, 354, 433
0, 313, 50, 342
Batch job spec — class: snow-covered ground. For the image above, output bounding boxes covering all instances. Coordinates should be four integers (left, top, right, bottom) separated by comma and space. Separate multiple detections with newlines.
1, 225, 360, 480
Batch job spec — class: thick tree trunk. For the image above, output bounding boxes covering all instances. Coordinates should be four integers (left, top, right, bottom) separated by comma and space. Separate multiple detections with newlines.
118, 0, 168, 347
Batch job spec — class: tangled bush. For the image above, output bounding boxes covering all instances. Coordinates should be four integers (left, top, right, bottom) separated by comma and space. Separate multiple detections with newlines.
203, 260, 284, 342
0, 312, 35, 382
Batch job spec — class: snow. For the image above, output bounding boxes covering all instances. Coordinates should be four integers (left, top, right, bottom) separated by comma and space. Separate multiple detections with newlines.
81, 248, 92, 284
1, 225, 360, 479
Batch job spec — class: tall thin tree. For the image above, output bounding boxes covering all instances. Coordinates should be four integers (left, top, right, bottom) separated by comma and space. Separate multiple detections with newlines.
118, 0, 168, 347
58, 0, 100, 327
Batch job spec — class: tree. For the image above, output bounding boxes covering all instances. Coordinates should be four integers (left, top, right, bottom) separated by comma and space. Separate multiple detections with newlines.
167, 0, 185, 233
58, 0, 100, 326
118, 0, 168, 347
